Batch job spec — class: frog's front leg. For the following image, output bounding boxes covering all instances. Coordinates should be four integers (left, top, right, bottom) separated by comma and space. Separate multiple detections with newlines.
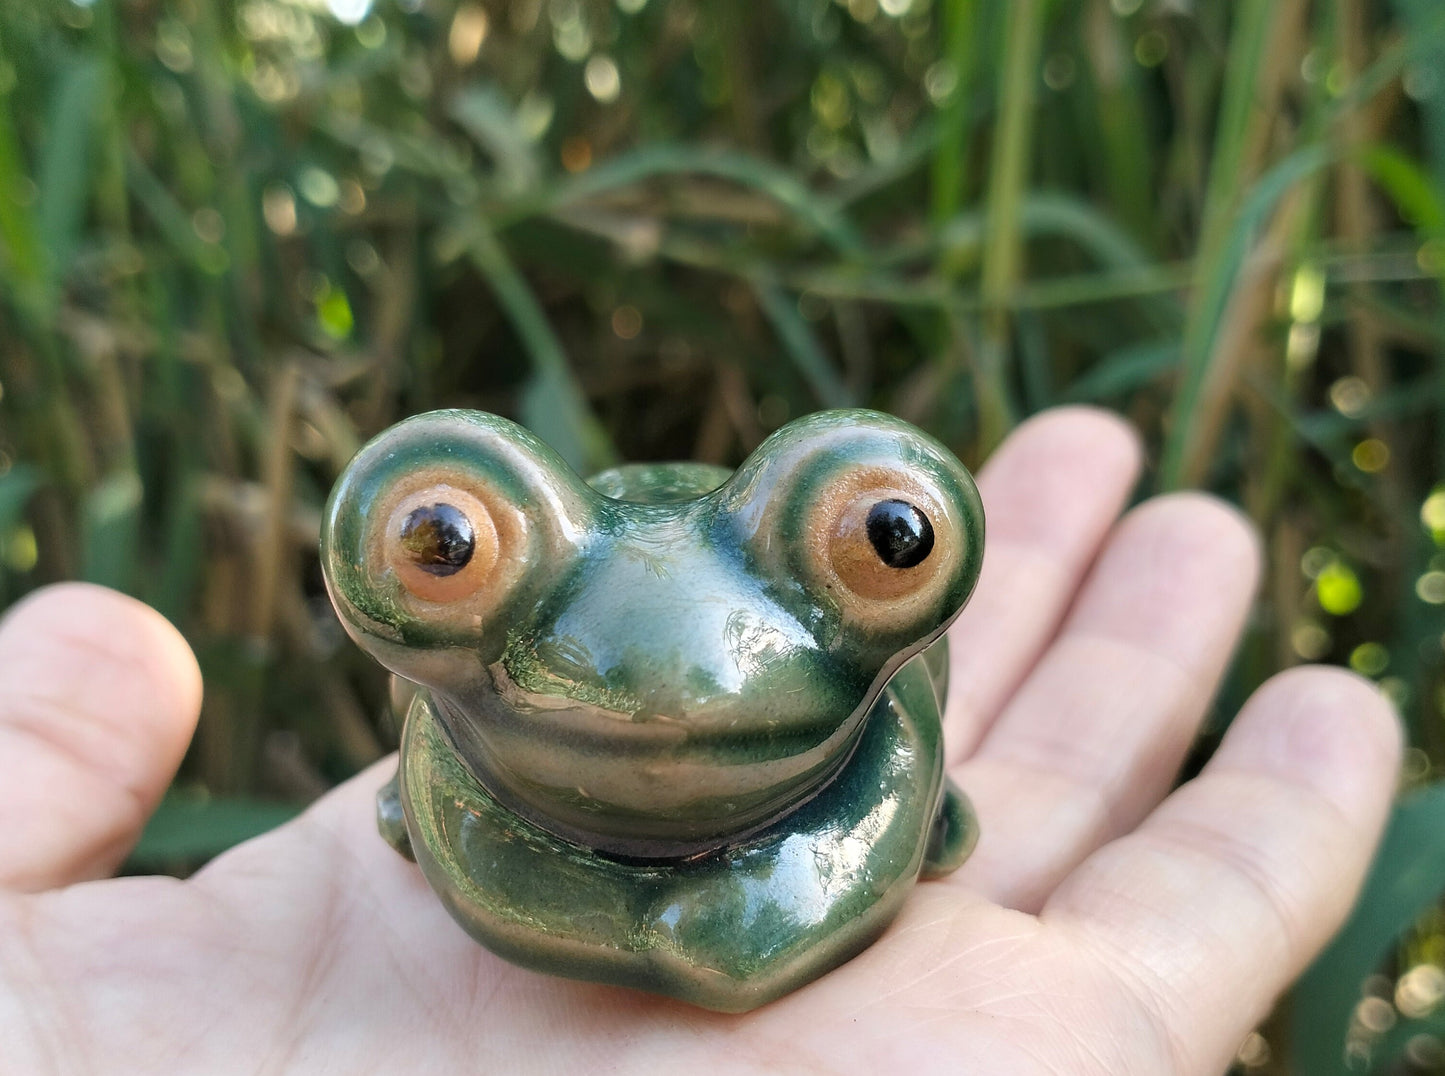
376, 768, 415, 861
377, 675, 420, 861
921, 777, 977, 879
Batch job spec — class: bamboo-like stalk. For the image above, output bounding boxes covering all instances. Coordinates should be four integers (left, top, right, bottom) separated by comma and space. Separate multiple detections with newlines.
1160, 0, 1305, 489
973, 0, 1047, 449
249, 363, 301, 646
930, 0, 980, 228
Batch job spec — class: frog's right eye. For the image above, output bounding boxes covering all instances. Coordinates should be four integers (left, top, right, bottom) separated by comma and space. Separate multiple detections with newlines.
384, 486, 500, 603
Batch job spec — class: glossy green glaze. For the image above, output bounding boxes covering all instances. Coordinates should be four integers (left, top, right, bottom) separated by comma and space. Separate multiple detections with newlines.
321, 408, 985, 1011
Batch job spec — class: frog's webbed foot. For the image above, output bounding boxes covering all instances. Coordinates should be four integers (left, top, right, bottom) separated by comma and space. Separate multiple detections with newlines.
377, 768, 415, 862
921, 778, 977, 879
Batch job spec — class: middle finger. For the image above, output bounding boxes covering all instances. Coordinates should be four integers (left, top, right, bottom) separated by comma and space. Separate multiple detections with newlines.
948, 492, 1260, 911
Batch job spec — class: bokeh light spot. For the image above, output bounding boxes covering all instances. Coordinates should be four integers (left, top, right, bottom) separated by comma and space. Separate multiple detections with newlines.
924, 61, 958, 104
1349, 642, 1389, 678
1352, 438, 1390, 473
355, 15, 385, 48
1235, 1031, 1271, 1070
192, 207, 225, 245
1418, 571, 1445, 605
1316, 561, 1362, 615
1043, 54, 1077, 91
554, 14, 592, 61
299, 167, 340, 208
317, 284, 354, 340
1291, 621, 1331, 661
1301, 545, 1335, 580
1400, 964, 1445, 1020
326, 0, 373, 27
1134, 30, 1168, 67
585, 55, 621, 102
611, 306, 642, 339
263, 185, 297, 235
1289, 264, 1326, 322
1, 525, 37, 572
1329, 375, 1371, 417
1419, 240, 1445, 276
449, 4, 489, 65
561, 136, 593, 173
1423, 490, 1445, 544
847, 0, 879, 23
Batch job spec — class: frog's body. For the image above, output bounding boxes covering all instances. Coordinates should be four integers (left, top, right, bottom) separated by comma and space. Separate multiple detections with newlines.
323, 409, 984, 1012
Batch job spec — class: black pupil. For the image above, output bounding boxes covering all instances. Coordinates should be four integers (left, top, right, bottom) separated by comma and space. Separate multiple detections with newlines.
399, 504, 474, 576
865, 499, 935, 569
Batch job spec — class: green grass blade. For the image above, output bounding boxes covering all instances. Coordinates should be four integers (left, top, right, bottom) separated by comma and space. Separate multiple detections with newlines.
980, 0, 1046, 314
0, 63, 44, 304
35, 55, 101, 301
462, 221, 617, 474
0, 464, 41, 532
1386, 0, 1445, 190
81, 469, 142, 593
973, 0, 1046, 448
752, 276, 853, 409
546, 145, 866, 258
1062, 339, 1180, 403
1159, 144, 1334, 488
449, 85, 542, 196
929, 0, 980, 227
1292, 783, 1445, 1076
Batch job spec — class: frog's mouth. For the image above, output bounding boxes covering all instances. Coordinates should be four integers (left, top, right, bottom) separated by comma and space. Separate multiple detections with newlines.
421, 656, 886, 861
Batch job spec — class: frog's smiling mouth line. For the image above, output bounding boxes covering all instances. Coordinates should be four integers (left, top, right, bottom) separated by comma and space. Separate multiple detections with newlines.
422, 649, 881, 861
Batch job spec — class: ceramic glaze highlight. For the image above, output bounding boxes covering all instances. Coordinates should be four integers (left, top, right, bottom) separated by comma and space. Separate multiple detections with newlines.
321, 408, 985, 1011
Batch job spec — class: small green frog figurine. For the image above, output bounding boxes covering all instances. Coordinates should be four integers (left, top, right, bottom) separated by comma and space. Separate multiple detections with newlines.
321, 408, 984, 1012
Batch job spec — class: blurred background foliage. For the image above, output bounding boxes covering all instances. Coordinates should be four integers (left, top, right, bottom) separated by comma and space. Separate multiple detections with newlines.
2, 0, 1445, 1070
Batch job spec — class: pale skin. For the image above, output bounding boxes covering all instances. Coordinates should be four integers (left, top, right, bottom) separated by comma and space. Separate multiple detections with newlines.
0, 408, 1401, 1075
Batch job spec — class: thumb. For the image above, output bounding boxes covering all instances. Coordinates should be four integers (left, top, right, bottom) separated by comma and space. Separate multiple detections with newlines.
0, 583, 202, 891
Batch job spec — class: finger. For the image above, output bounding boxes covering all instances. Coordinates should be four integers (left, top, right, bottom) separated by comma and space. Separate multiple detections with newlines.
944, 407, 1141, 762
0, 584, 202, 891
951, 493, 1260, 910
1044, 667, 1400, 1075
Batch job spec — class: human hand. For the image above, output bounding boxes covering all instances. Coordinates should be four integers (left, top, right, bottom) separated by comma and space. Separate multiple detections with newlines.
0, 409, 1400, 1075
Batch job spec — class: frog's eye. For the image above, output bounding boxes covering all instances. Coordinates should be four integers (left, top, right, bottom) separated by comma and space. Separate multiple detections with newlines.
821, 486, 949, 603
384, 486, 500, 603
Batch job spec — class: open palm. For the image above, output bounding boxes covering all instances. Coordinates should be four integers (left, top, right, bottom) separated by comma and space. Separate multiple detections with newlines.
0, 409, 1399, 1075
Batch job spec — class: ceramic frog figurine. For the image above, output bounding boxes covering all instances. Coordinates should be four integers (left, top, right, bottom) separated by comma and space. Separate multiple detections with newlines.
321, 408, 985, 1012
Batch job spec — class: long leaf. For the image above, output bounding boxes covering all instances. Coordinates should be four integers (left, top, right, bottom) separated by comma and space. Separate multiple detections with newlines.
35, 55, 101, 300
463, 221, 616, 475
1159, 144, 1334, 487
0, 464, 41, 533
544, 145, 866, 258
81, 469, 142, 593
1292, 783, 1445, 1076
752, 276, 853, 409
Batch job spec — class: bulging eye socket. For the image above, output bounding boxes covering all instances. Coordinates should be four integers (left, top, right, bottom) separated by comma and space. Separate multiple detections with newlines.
384, 486, 499, 603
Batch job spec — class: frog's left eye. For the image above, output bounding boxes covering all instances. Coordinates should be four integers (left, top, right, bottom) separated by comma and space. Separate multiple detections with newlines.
822, 486, 950, 603
384, 486, 500, 603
